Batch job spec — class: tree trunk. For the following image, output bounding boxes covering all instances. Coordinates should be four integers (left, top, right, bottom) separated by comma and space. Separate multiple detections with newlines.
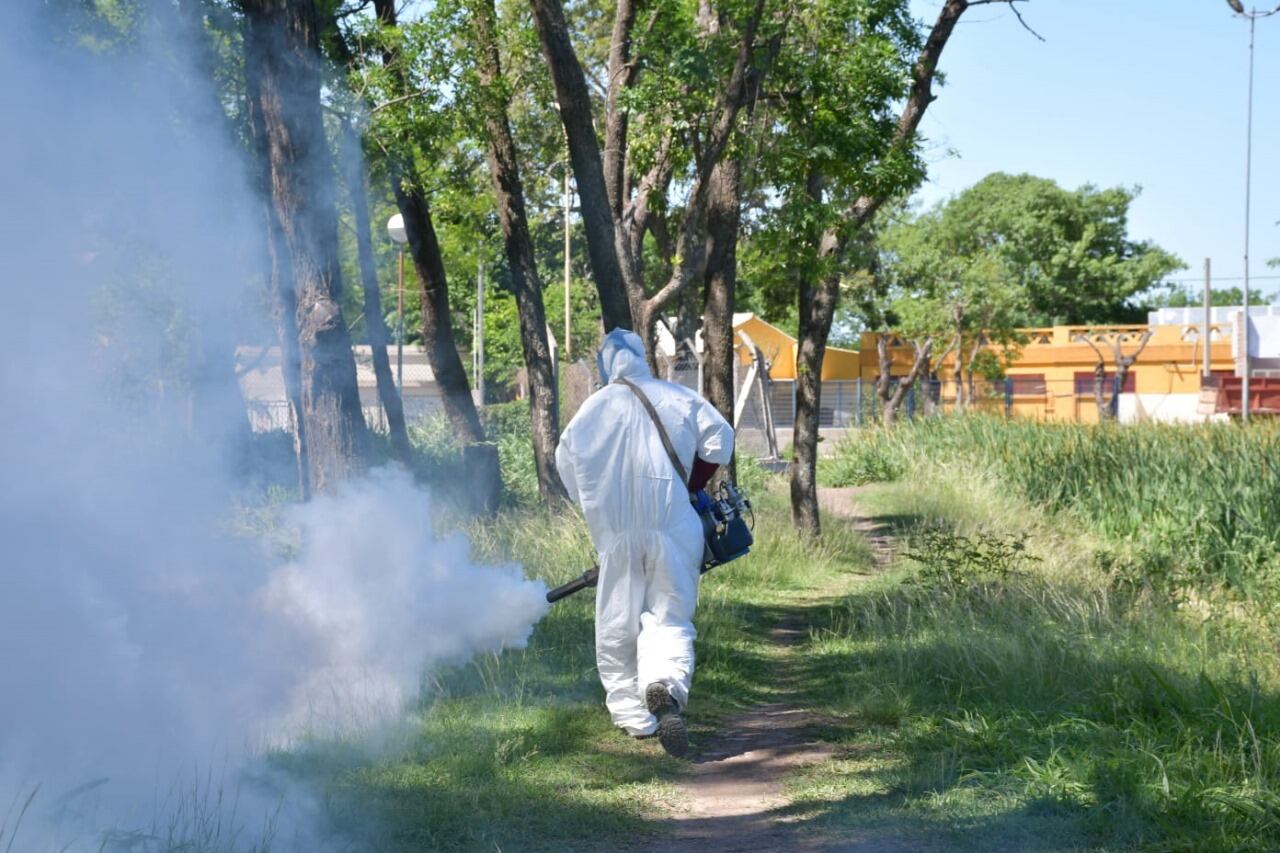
471, 0, 568, 502
875, 333, 895, 424
372, 0, 500, 514
963, 336, 982, 410
628, 0, 768, 359
791, 268, 839, 537
1092, 361, 1110, 420
886, 340, 933, 424
1103, 331, 1151, 421
339, 116, 412, 464
702, 156, 741, 479
603, 0, 639, 221
243, 0, 368, 495
395, 182, 501, 511
527, 0, 635, 332
791, 171, 840, 538
245, 4, 309, 496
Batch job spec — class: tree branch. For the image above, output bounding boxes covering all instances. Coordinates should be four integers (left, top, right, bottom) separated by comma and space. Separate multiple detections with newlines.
847, 0, 969, 230
603, 0, 640, 220
970, 0, 1044, 42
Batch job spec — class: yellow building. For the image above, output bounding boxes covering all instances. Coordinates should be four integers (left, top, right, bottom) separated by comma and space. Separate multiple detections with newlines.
856, 322, 1237, 423
657, 312, 1261, 427
730, 313, 862, 381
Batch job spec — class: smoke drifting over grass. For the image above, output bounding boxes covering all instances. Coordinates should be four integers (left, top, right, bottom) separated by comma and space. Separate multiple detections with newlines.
0, 4, 547, 849
263, 469, 550, 739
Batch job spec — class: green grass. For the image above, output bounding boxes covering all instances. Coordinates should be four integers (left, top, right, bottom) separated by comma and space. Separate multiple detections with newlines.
792, 418, 1280, 851
247, 414, 1280, 850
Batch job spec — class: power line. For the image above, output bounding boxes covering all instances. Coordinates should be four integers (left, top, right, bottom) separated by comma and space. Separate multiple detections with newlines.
1162, 274, 1280, 284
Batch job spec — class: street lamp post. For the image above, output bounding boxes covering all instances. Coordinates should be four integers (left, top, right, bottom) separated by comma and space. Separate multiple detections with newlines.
386, 213, 408, 393
1226, 1, 1280, 421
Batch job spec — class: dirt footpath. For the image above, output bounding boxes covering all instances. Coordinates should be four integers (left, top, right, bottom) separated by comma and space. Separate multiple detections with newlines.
663, 487, 913, 852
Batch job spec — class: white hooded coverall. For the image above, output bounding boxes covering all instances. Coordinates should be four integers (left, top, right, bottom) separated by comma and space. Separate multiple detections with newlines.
555, 330, 734, 735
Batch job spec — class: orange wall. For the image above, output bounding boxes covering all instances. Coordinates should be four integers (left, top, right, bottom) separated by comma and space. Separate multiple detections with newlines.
853, 324, 1236, 422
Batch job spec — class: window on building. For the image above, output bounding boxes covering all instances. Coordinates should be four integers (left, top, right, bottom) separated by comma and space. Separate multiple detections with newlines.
1074, 371, 1137, 396
1007, 374, 1046, 396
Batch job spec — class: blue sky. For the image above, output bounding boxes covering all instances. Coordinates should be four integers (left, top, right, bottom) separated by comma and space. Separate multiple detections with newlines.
909, 0, 1280, 297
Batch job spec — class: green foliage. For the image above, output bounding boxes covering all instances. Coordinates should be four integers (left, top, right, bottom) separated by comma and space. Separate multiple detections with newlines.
827, 416, 1280, 599
1152, 283, 1276, 309
879, 198, 1027, 350
403, 402, 548, 507
739, 0, 924, 327
483, 401, 542, 505
891, 173, 1185, 327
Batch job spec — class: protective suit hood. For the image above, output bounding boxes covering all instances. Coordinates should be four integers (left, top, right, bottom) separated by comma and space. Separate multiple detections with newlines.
597, 328, 651, 383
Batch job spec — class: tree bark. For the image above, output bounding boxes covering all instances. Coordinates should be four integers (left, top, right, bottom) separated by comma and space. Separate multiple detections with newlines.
791, 170, 839, 537
320, 10, 412, 464
1077, 330, 1151, 421
373, 0, 500, 514
702, 156, 741, 478
339, 117, 413, 464
243, 0, 368, 495
603, 0, 640, 221
791, 260, 840, 537
1111, 332, 1152, 419
471, 0, 568, 502
885, 339, 933, 425
875, 332, 894, 414
245, 3, 309, 496
632, 0, 768, 357
527, 0, 636, 332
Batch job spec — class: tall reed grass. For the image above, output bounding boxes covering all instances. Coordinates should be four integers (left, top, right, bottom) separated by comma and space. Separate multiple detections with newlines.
828, 417, 1280, 598
807, 417, 1280, 848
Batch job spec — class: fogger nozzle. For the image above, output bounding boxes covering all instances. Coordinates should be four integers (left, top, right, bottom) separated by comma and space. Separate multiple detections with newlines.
545, 567, 599, 603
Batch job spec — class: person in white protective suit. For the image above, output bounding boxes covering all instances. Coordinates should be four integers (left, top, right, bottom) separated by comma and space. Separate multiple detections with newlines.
555, 329, 734, 757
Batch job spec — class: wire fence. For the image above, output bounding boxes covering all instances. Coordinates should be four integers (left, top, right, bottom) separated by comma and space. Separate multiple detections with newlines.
246, 362, 1194, 439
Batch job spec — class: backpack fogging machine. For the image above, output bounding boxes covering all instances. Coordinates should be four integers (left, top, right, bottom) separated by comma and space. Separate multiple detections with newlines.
545, 481, 754, 603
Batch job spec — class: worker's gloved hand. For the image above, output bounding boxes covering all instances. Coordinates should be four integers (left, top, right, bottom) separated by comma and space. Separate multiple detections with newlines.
688, 456, 718, 492
691, 488, 712, 514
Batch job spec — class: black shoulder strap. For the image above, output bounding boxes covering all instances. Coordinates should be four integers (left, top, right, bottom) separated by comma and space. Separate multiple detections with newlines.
615, 376, 689, 485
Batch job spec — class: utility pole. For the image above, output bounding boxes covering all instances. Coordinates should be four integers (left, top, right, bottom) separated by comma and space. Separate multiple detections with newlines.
387, 213, 408, 392
563, 164, 572, 361
1204, 257, 1212, 377
475, 255, 486, 406
397, 247, 405, 391
1243, 10, 1256, 420
1226, 2, 1280, 420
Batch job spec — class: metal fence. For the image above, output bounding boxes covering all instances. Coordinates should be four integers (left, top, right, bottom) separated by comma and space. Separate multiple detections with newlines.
247, 372, 1042, 438
246, 398, 441, 435
734, 377, 1044, 431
